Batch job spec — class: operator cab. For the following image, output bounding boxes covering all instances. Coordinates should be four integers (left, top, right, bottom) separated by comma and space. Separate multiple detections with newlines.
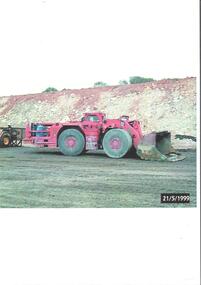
120, 115, 129, 121
81, 112, 106, 123
84, 115, 99, 122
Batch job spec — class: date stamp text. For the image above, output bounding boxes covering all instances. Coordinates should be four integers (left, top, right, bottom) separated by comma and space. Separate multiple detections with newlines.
161, 193, 190, 203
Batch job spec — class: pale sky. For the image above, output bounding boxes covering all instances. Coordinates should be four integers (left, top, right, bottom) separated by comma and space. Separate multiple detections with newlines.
0, 0, 199, 96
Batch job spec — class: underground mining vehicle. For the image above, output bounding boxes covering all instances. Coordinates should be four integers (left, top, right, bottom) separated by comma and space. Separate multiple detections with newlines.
0, 125, 24, 147
24, 112, 185, 161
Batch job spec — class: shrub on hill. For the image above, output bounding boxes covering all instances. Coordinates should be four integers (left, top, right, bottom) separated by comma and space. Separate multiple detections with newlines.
129, 76, 154, 84
93, 82, 108, 87
43, 87, 58, 93
119, 80, 128, 85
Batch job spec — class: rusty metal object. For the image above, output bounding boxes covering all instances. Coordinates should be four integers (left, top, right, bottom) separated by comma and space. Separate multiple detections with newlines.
0, 126, 24, 147
137, 131, 185, 162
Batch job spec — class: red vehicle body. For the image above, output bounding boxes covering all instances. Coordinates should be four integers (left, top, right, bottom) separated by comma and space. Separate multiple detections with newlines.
24, 112, 183, 161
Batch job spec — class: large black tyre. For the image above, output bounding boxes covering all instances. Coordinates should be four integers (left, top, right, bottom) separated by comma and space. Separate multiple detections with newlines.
0, 133, 11, 147
103, 129, 132, 158
58, 129, 85, 156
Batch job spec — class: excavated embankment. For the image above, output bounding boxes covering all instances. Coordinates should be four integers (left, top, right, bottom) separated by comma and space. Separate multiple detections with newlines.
0, 77, 196, 148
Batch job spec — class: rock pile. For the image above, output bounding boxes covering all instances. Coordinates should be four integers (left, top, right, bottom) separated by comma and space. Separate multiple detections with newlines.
0, 77, 196, 149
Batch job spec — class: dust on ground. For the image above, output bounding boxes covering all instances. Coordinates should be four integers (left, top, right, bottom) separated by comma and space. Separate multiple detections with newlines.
0, 147, 196, 208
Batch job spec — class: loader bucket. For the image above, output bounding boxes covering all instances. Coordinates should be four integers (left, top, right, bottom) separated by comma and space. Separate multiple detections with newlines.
136, 131, 185, 162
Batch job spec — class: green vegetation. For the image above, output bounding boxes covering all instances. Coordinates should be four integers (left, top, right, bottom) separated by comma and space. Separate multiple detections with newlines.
163, 78, 180, 80
118, 80, 128, 85
93, 77, 155, 87
43, 87, 58, 93
129, 76, 154, 84
93, 81, 108, 87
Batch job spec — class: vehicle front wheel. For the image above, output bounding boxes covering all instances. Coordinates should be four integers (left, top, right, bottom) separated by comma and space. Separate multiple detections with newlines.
103, 129, 132, 158
58, 129, 85, 156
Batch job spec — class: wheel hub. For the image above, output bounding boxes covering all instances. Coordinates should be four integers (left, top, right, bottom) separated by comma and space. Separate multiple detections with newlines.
109, 137, 121, 149
3, 137, 10, 145
65, 136, 76, 148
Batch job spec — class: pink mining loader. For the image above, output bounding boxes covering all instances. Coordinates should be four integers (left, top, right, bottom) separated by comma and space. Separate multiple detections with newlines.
24, 112, 184, 161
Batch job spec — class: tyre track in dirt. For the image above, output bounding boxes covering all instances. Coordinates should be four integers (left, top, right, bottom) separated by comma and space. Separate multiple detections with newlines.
0, 147, 196, 208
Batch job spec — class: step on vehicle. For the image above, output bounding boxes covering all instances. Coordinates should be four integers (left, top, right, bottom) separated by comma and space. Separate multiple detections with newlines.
24, 112, 185, 161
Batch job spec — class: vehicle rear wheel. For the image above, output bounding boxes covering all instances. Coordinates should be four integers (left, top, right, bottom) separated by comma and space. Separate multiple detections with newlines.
103, 129, 132, 158
0, 133, 11, 147
58, 129, 85, 156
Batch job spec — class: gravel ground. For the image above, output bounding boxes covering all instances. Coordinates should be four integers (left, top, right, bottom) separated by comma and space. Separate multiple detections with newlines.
0, 147, 196, 208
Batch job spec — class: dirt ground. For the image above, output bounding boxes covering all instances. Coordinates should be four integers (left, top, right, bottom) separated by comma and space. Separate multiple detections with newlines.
0, 147, 196, 208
